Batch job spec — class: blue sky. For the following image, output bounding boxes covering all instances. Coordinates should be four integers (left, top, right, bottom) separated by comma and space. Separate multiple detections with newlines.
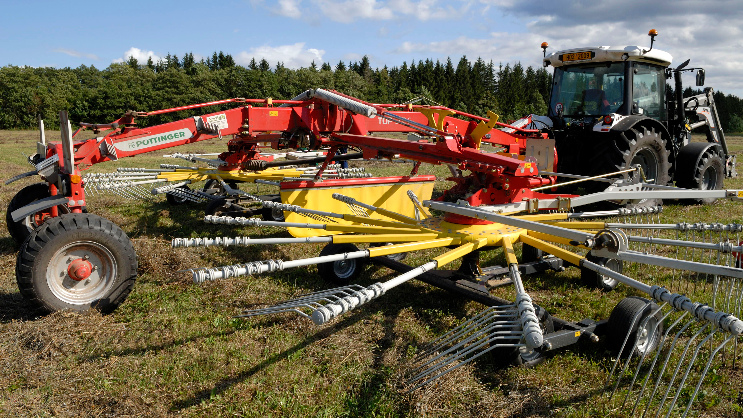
2, 0, 742, 97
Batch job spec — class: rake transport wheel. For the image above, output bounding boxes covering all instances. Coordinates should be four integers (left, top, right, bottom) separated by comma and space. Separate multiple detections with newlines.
202, 179, 238, 197
520, 243, 544, 263
6, 182, 72, 247
608, 296, 663, 358
580, 254, 623, 291
16, 213, 137, 313
317, 243, 365, 286
260, 197, 285, 222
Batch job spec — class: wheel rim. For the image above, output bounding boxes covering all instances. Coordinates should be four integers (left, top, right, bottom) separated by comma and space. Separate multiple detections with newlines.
632, 148, 659, 183
701, 165, 718, 190
271, 207, 285, 222
333, 259, 356, 279
635, 316, 658, 354
599, 259, 621, 289
46, 240, 118, 305
25, 205, 71, 231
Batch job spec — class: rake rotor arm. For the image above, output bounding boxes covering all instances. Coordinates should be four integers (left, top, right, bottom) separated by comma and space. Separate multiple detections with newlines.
582, 260, 743, 335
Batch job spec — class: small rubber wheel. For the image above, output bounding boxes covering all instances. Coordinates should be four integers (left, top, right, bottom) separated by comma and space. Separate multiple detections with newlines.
317, 243, 365, 285
15, 213, 138, 313
370, 242, 407, 261
6, 183, 71, 246
581, 254, 622, 291
260, 197, 285, 222
166, 185, 192, 205
202, 179, 238, 197
608, 296, 663, 358
521, 244, 544, 263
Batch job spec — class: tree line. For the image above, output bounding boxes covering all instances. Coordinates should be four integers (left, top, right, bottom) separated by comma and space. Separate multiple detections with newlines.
0, 52, 741, 132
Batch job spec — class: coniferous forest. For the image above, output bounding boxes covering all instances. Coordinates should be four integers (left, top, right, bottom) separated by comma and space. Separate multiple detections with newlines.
1, 52, 742, 132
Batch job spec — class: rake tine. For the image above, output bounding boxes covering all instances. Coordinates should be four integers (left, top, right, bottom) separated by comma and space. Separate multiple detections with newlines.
415, 305, 517, 356
607, 298, 655, 400
628, 310, 689, 417
639, 315, 696, 418
654, 323, 710, 417
410, 325, 521, 377
618, 303, 669, 410
662, 328, 718, 418
412, 313, 519, 366
680, 334, 736, 417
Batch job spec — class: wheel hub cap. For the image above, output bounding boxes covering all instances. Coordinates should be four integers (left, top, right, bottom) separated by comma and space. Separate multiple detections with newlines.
67, 258, 93, 281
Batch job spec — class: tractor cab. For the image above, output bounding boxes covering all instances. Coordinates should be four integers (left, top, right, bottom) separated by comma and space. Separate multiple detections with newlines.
543, 45, 671, 122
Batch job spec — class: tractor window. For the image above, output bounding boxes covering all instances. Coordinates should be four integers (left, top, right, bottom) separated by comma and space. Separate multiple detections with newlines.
549, 62, 625, 117
632, 63, 665, 119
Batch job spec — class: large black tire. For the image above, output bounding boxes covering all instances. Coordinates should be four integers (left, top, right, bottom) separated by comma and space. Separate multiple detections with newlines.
317, 243, 365, 286
15, 213, 137, 314
608, 296, 663, 358
6, 183, 71, 247
675, 144, 725, 204
575, 127, 671, 207
580, 254, 622, 291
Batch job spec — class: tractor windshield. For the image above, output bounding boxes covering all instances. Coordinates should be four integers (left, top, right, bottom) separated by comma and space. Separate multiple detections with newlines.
549, 62, 626, 117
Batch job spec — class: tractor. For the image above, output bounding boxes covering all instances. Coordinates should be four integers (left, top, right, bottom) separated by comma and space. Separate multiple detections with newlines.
533, 29, 734, 204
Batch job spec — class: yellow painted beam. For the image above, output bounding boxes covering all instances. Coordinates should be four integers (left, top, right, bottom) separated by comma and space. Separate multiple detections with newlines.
332, 233, 440, 244
325, 224, 424, 234
520, 234, 584, 266
433, 238, 489, 267
367, 237, 461, 257
501, 236, 518, 265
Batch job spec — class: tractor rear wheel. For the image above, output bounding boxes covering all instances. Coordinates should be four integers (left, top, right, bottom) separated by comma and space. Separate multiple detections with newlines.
15, 213, 137, 313
6, 183, 71, 247
583, 127, 671, 207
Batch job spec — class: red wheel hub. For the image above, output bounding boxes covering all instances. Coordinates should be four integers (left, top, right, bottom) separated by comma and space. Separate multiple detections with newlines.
67, 258, 93, 281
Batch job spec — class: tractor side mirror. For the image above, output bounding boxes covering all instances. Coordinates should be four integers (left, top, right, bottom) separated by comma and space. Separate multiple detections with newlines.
696, 69, 705, 86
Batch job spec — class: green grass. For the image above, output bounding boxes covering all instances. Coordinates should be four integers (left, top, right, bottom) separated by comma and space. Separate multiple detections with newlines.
2, 130, 743, 417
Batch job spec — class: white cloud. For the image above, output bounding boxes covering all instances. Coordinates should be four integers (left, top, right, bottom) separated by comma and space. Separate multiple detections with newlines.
236, 43, 325, 68
54, 48, 99, 61
315, 0, 393, 23
251, 0, 466, 23
277, 0, 302, 18
112, 47, 161, 64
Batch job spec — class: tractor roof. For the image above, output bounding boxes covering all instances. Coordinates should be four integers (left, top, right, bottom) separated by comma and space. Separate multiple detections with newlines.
543, 45, 673, 68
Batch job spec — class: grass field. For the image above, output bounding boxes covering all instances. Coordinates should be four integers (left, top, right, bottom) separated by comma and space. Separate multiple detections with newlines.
2, 129, 743, 417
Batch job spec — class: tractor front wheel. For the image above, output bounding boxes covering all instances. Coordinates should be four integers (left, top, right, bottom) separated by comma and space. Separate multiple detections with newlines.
676, 144, 725, 204
15, 213, 137, 313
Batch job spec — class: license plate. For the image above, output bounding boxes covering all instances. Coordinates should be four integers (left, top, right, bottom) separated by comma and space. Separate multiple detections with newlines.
562, 51, 592, 62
